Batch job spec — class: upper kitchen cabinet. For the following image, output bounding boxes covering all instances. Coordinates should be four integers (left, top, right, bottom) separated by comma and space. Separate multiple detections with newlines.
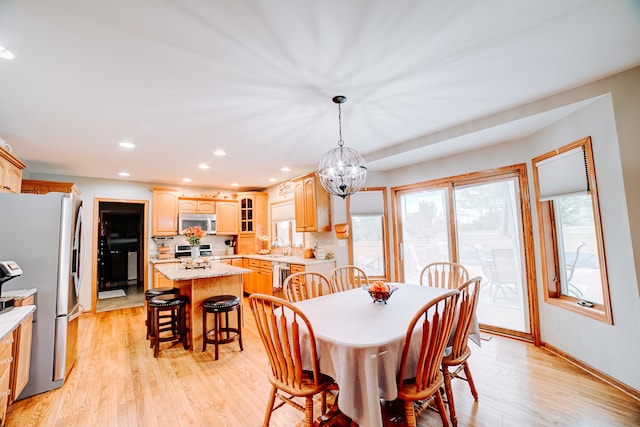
215, 200, 239, 235
237, 192, 267, 254
0, 148, 26, 193
293, 173, 331, 232
151, 187, 179, 236
21, 179, 80, 195
178, 198, 215, 214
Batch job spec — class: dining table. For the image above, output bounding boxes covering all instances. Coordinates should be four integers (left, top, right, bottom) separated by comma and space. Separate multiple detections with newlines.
294, 282, 480, 427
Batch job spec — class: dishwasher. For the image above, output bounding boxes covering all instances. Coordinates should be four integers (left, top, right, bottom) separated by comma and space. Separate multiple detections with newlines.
272, 262, 291, 289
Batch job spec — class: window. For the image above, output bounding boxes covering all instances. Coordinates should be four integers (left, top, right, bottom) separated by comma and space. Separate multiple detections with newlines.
347, 188, 390, 281
393, 165, 536, 341
270, 201, 304, 250
532, 136, 612, 324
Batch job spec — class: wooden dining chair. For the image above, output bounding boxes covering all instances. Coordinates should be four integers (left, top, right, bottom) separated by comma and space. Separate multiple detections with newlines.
442, 276, 482, 427
283, 272, 333, 302
419, 262, 469, 289
329, 265, 369, 293
248, 294, 335, 427
397, 289, 460, 427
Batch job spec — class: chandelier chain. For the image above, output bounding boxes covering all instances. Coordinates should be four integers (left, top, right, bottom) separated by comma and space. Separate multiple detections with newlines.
337, 102, 344, 147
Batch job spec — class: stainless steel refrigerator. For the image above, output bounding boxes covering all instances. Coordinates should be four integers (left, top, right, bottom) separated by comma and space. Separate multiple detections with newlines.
0, 191, 83, 399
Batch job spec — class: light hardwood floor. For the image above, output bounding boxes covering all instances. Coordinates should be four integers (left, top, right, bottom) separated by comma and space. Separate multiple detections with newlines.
7, 301, 640, 426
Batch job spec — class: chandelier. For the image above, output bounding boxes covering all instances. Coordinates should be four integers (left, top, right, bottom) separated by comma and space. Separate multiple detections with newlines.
318, 96, 367, 199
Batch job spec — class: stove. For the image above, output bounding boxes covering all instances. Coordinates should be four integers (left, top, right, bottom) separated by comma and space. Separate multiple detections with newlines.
175, 244, 213, 258
0, 260, 23, 314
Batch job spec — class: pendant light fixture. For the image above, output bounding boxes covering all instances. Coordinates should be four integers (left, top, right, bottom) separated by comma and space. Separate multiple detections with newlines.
318, 96, 367, 199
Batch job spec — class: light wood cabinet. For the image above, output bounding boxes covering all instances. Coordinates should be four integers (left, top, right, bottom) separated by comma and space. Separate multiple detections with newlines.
0, 334, 12, 426
151, 187, 179, 236
216, 201, 239, 235
21, 179, 80, 195
10, 313, 33, 403
237, 193, 268, 254
244, 259, 272, 295
0, 149, 25, 194
153, 267, 175, 288
178, 198, 216, 214
293, 173, 331, 232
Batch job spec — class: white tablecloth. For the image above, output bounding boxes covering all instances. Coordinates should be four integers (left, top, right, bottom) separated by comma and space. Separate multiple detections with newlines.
295, 283, 470, 427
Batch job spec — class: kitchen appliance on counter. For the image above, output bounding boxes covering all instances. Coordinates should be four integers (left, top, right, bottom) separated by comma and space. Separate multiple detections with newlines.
175, 243, 213, 258
0, 260, 23, 314
0, 192, 83, 399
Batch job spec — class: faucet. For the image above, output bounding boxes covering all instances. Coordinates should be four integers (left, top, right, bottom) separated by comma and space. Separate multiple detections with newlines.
273, 237, 290, 256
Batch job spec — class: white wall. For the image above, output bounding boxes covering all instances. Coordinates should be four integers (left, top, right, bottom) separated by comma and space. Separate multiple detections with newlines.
369, 68, 640, 391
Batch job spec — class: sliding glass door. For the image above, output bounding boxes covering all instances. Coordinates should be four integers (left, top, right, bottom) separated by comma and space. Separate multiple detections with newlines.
394, 165, 535, 339
454, 178, 530, 334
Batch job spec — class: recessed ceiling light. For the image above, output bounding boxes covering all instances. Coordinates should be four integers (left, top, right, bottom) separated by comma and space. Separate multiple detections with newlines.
0, 46, 14, 60
281, 166, 291, 172
213, 150, 226, 157
268, 177, 277, 182
118, 172, 130, 177
231, 182, 239, 187
198, 163, 210, 170
119, 141, 135, 149
182, 177, 192, 183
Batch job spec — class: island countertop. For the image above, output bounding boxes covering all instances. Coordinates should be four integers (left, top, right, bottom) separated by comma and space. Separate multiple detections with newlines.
154, 262, 251, 281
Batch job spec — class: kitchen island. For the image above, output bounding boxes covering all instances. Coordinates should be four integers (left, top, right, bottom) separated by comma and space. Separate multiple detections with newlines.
153, 262, 251, 352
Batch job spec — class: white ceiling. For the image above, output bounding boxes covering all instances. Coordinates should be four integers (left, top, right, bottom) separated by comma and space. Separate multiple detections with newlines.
1, 0, 639, 191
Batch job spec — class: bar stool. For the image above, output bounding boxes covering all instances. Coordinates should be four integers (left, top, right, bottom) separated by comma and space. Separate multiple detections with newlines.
148, 294, 190, 357
144, 287, 179, 340
202, 295, 243, 360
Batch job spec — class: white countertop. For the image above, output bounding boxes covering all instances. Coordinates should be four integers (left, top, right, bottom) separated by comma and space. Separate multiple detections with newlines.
154, 262, 251, 281
2, 288, 37, 300
150, 254, 335, 266
0, 305, 36, 341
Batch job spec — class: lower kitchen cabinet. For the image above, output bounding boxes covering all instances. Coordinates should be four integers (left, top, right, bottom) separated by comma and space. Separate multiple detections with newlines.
10, 313, 33, 403
0, 335, 12, 426
153, 266, 175, 288
244, 259, 272, 295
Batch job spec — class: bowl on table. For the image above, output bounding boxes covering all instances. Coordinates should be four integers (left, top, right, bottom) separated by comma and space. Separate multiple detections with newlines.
366, 281, 397, 304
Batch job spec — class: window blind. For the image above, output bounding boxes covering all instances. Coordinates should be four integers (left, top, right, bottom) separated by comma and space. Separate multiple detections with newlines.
536, 147, 589, 201
271, 202, 294, 222
350, 191, 384, 215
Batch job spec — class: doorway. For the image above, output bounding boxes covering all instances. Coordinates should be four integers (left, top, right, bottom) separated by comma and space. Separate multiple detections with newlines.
93, 199, 148, 313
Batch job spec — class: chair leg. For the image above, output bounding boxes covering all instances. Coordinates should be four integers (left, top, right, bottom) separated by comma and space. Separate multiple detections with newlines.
443, 368, 457, 427
404, 400, 417, 427
434, 391, 450, 427
180, 304, 189, 350
202, 309, 208, 352
263, 386, 277, 427
214, 311, 219, 360
304, 396, 314, 427
237, 306, 243, 352
463, 362, 479, 401
152, 308, 160, 358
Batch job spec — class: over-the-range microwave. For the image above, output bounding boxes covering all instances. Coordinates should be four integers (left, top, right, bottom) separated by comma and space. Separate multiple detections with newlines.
178, 213, 217, 235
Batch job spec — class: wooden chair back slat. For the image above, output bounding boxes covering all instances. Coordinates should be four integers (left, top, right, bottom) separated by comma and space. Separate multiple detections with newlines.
329, 265, 369, 293
283, 272, 332, 302
397, 289, 459, 394
449, 276, 481, 360
419, 262, 469, 289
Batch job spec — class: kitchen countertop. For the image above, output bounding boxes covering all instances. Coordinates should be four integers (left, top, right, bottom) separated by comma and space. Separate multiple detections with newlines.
150, 254, 335, 266
2, 288, 37, 300
0, 305, 36, 341
154, 262, 251, 281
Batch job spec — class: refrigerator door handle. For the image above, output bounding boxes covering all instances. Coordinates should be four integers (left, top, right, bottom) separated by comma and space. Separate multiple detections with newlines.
69, 304, 84, 321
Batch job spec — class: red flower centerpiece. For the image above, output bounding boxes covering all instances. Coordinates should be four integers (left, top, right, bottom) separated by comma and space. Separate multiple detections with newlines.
182, 226, 205, 247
